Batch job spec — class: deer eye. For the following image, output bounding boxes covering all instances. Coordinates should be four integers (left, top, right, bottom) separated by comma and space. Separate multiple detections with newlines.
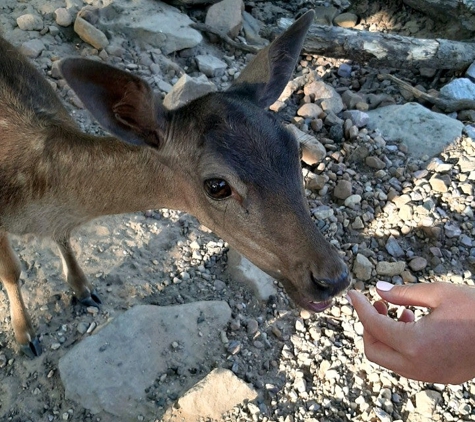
204, 178, 232, 200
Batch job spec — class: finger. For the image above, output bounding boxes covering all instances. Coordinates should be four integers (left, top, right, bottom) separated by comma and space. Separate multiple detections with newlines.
348, 290, 411, 351
399, 308, 415, 323
376, 281, 445, 308
373, 300, 388, 315
362, 327, 409, 375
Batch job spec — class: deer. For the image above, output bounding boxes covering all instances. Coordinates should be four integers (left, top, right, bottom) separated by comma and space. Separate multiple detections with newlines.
0, 10, 350, 358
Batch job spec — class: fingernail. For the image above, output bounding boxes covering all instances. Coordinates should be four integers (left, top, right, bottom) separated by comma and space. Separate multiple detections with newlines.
346, 292, 353, 306
376, 281, 394, 291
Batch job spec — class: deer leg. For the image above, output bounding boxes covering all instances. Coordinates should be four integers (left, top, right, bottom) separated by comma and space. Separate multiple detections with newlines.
55, 237, 102, 308
0, 232, 42, 357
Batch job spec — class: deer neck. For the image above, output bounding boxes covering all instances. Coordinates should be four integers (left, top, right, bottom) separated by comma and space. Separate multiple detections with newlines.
48, 126, 190, 218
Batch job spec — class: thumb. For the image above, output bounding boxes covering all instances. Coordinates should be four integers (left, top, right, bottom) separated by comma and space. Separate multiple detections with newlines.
376, 281, 444, 308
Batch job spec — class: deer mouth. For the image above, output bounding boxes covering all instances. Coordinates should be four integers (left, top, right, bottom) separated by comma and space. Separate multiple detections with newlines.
300, 298, 334, 313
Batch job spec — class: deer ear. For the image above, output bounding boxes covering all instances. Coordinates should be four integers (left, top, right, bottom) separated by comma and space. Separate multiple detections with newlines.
229, 10, 314, 108
60, 58, 168, 148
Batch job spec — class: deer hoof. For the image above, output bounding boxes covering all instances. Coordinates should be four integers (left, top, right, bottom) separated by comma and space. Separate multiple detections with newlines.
21, 337, 42, 358
79, 290, 102, 308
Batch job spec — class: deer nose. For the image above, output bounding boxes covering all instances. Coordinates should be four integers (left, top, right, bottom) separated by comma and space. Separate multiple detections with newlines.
312, 268, 350, 293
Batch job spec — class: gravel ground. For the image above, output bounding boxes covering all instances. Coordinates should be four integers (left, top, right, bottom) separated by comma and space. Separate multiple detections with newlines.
0, 1, 474, 421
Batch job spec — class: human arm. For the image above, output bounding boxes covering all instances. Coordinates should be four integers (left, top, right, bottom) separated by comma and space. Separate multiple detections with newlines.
347, 281, 475, 384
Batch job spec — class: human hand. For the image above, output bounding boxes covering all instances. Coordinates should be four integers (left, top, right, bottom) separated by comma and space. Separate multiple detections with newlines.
348, 281, 475, 384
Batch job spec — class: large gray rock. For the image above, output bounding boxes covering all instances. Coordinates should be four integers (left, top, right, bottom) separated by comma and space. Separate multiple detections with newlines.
59, 302, 231, 419
440, 78, 475, 101
162, 368, 257, 421
96, 0, 202, 54
205, 0, 244, 38
367, 103, 463, 158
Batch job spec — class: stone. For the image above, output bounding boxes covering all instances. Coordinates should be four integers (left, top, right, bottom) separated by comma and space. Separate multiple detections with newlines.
367, 103, 463, 158
337, 63, 352, 78
297, 103, 323, 119
385, 236, 404, 258
353, 254, 373, 281
304, 171, 328, 191
466, 61, 475, 82
166, 0, 221, 4
287, 124, 326, 165
17, 14, 43, 31
97, 0, 202, 54
429, 174, 450, 193
312, 206, 334, 220
458, 156, 475, 173
19, 39, 45, 58
304, 81, 344, 114
59, 302, 232, 419
341, 90, 364, 109
414, 390, 442, 416
333, 180, 352, 200
344, 194, 362, 209
163, 74, 217, 110
242, 11, 267, 46
376, 261, 406, 276
226, 249, 277, 300
205, 0, 244, 38
162, 368, 257, 421
444, 222, 462, 238
74, 16, 109, 49
366, 156, 386, 169
440, 78, 475, 101
54, 8, 73, 27
334, 12, 358, 28
195, 54, 227, 77
342, 110, 369, 127
409, 257, 427, 272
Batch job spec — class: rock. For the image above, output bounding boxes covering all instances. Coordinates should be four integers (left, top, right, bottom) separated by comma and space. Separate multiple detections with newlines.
195, 55, 227, 77
352, 216, 365, 229
19, 39, 45, 58
163, 74, 217, 110
162, 368, 257, 421
466, 61, 475, 82
366, 156, 386, 169
163, 0, 221, 4
242, 11, 267, 46
287, 124, 326, 165
429, 174, 450, 193
337, 63, 352, 78
414, 390, 442, 416
312, 206, 334, 220
74, 16, 109, 49
205, 0, 244, 38
97, 0, 202, 54
341, 90, 364, 109
342, 110, 369, 127
226, 249, 277, 300
376, 261, 406, 276
409, 257, 427, 272
440, 78, 475, 101
444, 222, 462, 238
458, 156, 475, 173
297, 103, 323, 119
54, 8, 73, 27
344, 194, 362, 209
329, 124, 344, 142
17, 14, 43, 31
367, 103, 464, 158
304, 81, 344, 114
303, 170, 328, 191
59, 302, 232, 418
385, 236, 404, 258
333, 180, 352, 200
353, 254, 373, 281
334, 12, 358, 28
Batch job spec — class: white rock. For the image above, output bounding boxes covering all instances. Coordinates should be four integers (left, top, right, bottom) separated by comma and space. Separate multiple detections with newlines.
17, 14, 43, 31
74, 16, 109, 49
195, 55, 227, 77
205, 0, 244, 38
19, 39, 46, 58
163, 74, 217, 110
